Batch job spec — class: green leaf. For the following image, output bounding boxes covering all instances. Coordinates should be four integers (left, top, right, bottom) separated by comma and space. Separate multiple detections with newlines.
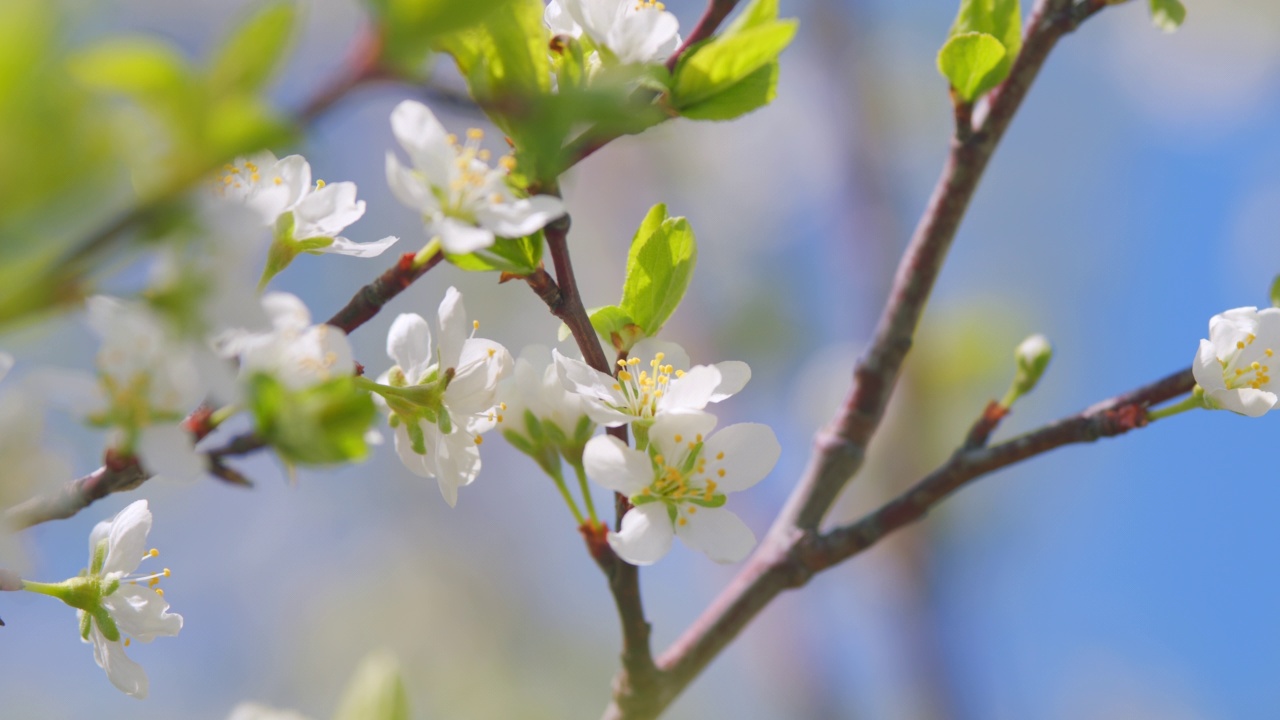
588, 305, 645, 352
678, 60, 778, 121
333, 651, 410, 720
1270, 275, 1280, 309
248, 374, 377, 466
1148, 0, 1186, 32
373, 0, 516, 73
437, 0, 551, 98
67, 38, 194, 99
619, 204, 697, 339
671, 19, 797, 109
208, 1, 298, 96
940, 0, 1021, 99
936, 32, 1007, 102
723, 0, 781, 35
446, 230, 543, 275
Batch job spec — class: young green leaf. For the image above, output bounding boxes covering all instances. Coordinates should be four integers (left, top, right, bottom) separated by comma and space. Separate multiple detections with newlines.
722, 0, 782, 35
207, 1, 298, 96
1148, 0, 1186, 32
67, 37, 195, 101
333, 651, 411, 720
940, 0, 1021, 99
936, 32, 1007, 102
248, 374, 377, 466
619, 204, 697, 339
1270, 275, 1280, 309
671, 20, 797, 110
677, 60, 778, 121
373, 0, 515, 73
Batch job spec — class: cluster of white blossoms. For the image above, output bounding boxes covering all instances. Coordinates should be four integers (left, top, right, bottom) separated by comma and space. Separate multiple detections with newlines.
372, 287, 512, 506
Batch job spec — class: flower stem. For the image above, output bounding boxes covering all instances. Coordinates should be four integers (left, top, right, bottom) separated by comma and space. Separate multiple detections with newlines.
20, 580, 68, 600
549, 465, 585, 525
413, 238, 442, 269
571, 460, 598, 524
1147, 390, 1203, 422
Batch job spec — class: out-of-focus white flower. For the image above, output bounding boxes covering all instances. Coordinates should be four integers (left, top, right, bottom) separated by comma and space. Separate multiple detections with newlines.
217, 293, 356, 390
583, 412, 779, 564
374, 287, 512, 506
499, 345, 593, 448
544, 0, 680, 65
554, 338, 749, 427
1193, 306, 1280, 416
0, 354, 71, 563
226, 703, 313, 720
385, 101, 564, 255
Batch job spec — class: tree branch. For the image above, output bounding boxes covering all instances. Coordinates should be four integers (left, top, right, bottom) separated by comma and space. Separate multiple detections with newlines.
326, 250, 445, 334
601, 1, 1113, 717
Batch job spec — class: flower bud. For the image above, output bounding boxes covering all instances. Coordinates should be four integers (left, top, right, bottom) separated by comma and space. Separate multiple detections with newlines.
1002, 334, 1053, 407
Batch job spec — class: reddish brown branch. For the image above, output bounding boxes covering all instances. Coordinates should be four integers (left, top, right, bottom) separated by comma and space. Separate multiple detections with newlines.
326, 251, 444, 334
5, 463, 148, 531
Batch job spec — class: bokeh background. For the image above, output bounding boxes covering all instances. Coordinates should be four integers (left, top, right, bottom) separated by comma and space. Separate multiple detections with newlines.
4, 0, 1280, 718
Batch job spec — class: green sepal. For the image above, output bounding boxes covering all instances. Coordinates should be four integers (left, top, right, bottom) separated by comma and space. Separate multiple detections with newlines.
369, 0, 516, 76
666, 501, 678, 524
90, 604, 120, 643
207, 1, 298, 96
247, 373, 378, 466
1148, 0, 1185, 32
446, 230, 544, 275
631, 493, 662, 506
684, 493, 727, 509
618, 204, 698, 341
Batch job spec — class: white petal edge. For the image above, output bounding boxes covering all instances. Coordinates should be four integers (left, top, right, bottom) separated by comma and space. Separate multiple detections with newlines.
583, 435, 653, 496
675, 506, 755, 564
608, 503, 674, 566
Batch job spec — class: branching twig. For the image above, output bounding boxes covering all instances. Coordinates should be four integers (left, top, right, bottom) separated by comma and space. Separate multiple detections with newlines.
600, 1, 1117, 717
326, 251, 445, 334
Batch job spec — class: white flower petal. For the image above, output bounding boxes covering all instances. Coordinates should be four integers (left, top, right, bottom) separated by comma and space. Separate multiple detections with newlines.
629, 338, 690, 371
608, 503, 674, 565
554, 350, 624, 406
648, 412, 718, 459
699, 423, 780, 493
100, 500, 152, 577
137, 425, 206, 483
89, 625, 149, 698
392, 422, 433, 478
1215, 388, 1277, 417
658, 364, 721, 413
437, 217, 496, 255
446, 338, 511, 415
261, 292, 312, 332
322, 234, 400, 258
583, 435, 653, 496
474, 195, 565, 238
390, 100, 454, 184
675, 506, 755, 563
103, 584, 183, 642
386, 314, 433, 377
227, 702, 315, 720
291, 182, 365, 240
1192, 338, 1226, 393
436, 287, 468, 372
385, 153, 438, 213
432, 430, 481, 507
710, 361, 751, 402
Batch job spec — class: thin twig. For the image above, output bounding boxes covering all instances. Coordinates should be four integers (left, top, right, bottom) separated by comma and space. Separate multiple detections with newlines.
326, 251, 445, 334
665, 0, 742, 72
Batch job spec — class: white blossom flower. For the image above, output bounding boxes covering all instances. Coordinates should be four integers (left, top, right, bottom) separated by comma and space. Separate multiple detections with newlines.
583, 412, 779, 564
545, 0, 680, 65
0, 355, 71, 563
45, 298, 207, 481
216, 152, 398, 260
554, 338, 750, 427
385, 100, 565, 255
74, 500, 182, 698
499, 345, 593, 446
375, 287, 512, 506
217, 293, 356, 390
1193, 306, 1280, 416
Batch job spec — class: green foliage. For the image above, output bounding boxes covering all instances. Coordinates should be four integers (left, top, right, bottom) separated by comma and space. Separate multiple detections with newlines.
1148, 0, 1186, 32
937, 33, 1007, 102
208, 1, 298, 96
670, 0, 797, 121
1270, 275, 1280, 309
937, 0, 1021, 101
333, 651, 411, 720
447, 231, 544, 275
248, 374, 378, 466
619, 204, 697, 344
368, 0, 515, 74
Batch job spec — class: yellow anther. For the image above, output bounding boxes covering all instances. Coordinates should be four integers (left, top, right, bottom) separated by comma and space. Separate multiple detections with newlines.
717, 469, 726, 478
148, 549, 159, 558
250, 172, 261, 182
687, 506, 697, 514
687, 441, 696, 450
1252, 362, 1262, 370
467, 128, 484, 140
474, 436, 483, 445
628, 357, 640, 366
1268, 349, 1275, 357
675, 370, 685, 378
487, 348, 496, 358
695, 434, 702, 442
446, 133, 458, 145
1236, 368, 1246, 376
640, 487, 652, 496
619, 371, 632, 382
155, 588, 164, 597
674, 434, 683, 443
678, 517, 688, 526
490, 193, 504, 204
613, 383, 622, 390
499, 156, 517, 171
496, 414, 504, 423
125, 638, 132, 647
1238, 341, 1246, 350
716, 451, 724, 460
499, 402, 507, 410
245, 162, 258, 172
478, 149, 492, 161
618, 359, 628, 367
315, 179, 326, 189
222, 175, 234, 185
148, 577, 160, 588
655, 352, 665, 361
653, 390, 663, 398
274, 176, 283, 185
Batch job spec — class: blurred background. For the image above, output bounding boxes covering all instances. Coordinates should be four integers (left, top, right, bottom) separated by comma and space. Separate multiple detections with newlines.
3, 0, 1280, 718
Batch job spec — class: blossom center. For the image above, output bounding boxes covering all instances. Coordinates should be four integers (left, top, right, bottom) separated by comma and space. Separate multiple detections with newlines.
215, 159, 283, 197
1221, 334, 1275, 391
634, 429, 728, 524
611, 351, 684, 418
